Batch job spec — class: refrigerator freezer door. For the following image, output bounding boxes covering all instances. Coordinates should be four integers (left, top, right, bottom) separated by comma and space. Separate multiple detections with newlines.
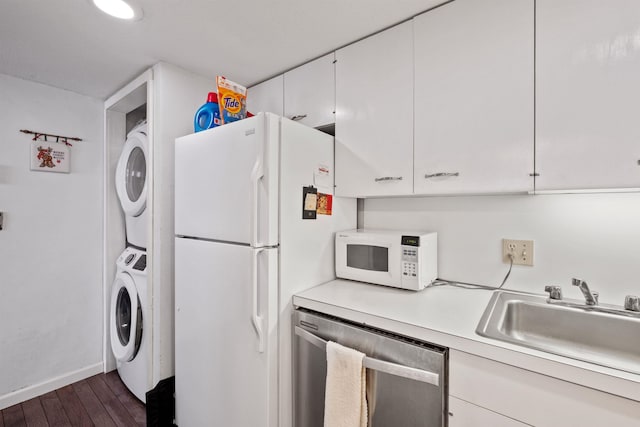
175, 113, 279, 247
175, 237, 278, 427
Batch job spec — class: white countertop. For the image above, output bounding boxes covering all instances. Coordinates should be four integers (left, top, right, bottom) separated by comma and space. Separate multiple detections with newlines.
293, 279, 640, 402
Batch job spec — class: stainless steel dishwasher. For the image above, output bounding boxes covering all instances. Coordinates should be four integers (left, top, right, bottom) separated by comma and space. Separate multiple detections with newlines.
294, 309, 448, 426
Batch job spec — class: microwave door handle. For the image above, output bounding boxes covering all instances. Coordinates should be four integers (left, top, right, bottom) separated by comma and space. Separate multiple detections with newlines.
294, 326, 440, 387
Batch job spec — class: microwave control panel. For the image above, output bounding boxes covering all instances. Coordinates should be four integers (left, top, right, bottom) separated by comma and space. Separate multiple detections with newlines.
401, 235, 420, 280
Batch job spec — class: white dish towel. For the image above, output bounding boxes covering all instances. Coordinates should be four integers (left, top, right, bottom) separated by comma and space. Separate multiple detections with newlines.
323, 341, 368, 427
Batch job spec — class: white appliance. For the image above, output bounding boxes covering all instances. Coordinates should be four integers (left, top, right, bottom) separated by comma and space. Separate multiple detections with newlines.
174, 113, 356, 427
336, 229, 438, 291
115, 121, 149, 249
110, 247, 149, 402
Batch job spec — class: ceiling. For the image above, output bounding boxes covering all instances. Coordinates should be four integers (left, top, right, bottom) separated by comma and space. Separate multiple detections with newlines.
0, 0, 446, 99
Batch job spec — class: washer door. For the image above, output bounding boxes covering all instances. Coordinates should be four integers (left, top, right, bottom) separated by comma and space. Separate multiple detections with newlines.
110, 272, 143, 362
115, 125, 148, 217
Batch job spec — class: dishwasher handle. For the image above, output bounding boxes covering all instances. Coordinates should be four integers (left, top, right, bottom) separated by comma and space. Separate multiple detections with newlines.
294, 326, 440, 387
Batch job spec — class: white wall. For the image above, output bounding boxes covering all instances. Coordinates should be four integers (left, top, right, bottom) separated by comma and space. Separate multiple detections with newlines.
364, 193, 640, 305
0, 74, 103, 406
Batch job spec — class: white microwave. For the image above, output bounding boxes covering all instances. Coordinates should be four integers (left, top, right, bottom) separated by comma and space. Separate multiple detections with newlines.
335, 229, 438, 291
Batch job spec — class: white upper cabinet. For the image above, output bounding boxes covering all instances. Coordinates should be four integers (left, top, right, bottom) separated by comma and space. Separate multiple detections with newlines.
284, 53, 335, 128
413, 0, 534, 195
536, 0, 640, 191
335, 21, 414, 197
247, 75, 284, 117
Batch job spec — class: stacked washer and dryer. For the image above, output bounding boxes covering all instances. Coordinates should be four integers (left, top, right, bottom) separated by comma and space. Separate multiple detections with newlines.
109, 121, 150, 402
105, 66, 218, 414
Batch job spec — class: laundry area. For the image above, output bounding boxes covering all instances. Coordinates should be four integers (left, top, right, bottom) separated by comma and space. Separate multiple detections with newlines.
2, 1, 640, 426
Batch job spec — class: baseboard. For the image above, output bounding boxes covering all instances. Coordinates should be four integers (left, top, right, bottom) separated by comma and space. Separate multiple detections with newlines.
0, 362, 104, 410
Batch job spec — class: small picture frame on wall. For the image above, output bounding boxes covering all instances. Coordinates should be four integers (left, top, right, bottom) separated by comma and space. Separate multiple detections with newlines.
30, 141, 70, 173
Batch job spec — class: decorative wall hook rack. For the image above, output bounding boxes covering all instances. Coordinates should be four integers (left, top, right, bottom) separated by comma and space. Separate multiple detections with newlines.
20, 129, 82, 147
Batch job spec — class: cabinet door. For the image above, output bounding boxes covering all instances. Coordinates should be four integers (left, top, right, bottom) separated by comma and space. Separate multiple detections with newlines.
284, 53, 335, 128
536, 0, 640, 191
247, 75, 284, 116
413, 0, 534, 195
335, 21, 414, 197
449, 396, 527, 427
450, 350, 640, 426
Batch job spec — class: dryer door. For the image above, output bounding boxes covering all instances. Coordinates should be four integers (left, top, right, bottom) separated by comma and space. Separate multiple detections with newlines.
115, 125, 148, 217
110, 272, 143, 362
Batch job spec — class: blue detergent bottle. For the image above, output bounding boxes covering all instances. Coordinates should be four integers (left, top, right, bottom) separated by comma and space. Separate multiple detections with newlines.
194, 92, 221, 132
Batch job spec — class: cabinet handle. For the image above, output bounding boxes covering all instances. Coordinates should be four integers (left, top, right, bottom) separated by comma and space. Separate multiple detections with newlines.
290, 114, 308, 121
424, 172, 460, 179
624, 295, 640, 312
375, 176, 403, 182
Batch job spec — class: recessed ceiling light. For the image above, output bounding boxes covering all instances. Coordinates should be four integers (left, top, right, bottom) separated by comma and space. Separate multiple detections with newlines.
92, 0, 143, 20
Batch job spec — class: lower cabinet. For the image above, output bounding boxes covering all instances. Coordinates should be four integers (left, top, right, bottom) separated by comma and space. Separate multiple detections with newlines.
449, 396, 527, 427
449, 350, 640, 426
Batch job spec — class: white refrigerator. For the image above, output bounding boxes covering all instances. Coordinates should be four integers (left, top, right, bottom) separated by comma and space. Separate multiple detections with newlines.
174, 113, 356, 427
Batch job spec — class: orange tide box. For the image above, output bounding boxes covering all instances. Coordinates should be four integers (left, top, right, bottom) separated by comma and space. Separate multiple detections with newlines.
216, 76, 247, 124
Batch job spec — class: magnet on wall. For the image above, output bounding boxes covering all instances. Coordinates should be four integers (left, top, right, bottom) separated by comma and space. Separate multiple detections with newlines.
317, 193, 332, 215
302, 186, 317, 220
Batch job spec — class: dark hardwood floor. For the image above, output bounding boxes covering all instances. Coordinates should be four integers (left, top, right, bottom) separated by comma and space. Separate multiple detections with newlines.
1, 371, 146, 427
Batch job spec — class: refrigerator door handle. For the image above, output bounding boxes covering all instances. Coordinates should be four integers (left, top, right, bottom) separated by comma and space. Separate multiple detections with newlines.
252, 247, 265, 353
250, 159, 264, 248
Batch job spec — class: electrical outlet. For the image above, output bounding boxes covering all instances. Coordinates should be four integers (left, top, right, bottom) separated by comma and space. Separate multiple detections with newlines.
502, 239, 534, 266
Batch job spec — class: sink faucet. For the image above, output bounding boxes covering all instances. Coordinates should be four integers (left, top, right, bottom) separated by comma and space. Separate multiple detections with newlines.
572, 278, 599, 306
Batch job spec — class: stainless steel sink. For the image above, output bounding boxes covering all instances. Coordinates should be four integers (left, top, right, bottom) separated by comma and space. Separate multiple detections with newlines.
476, 291, 640, 375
